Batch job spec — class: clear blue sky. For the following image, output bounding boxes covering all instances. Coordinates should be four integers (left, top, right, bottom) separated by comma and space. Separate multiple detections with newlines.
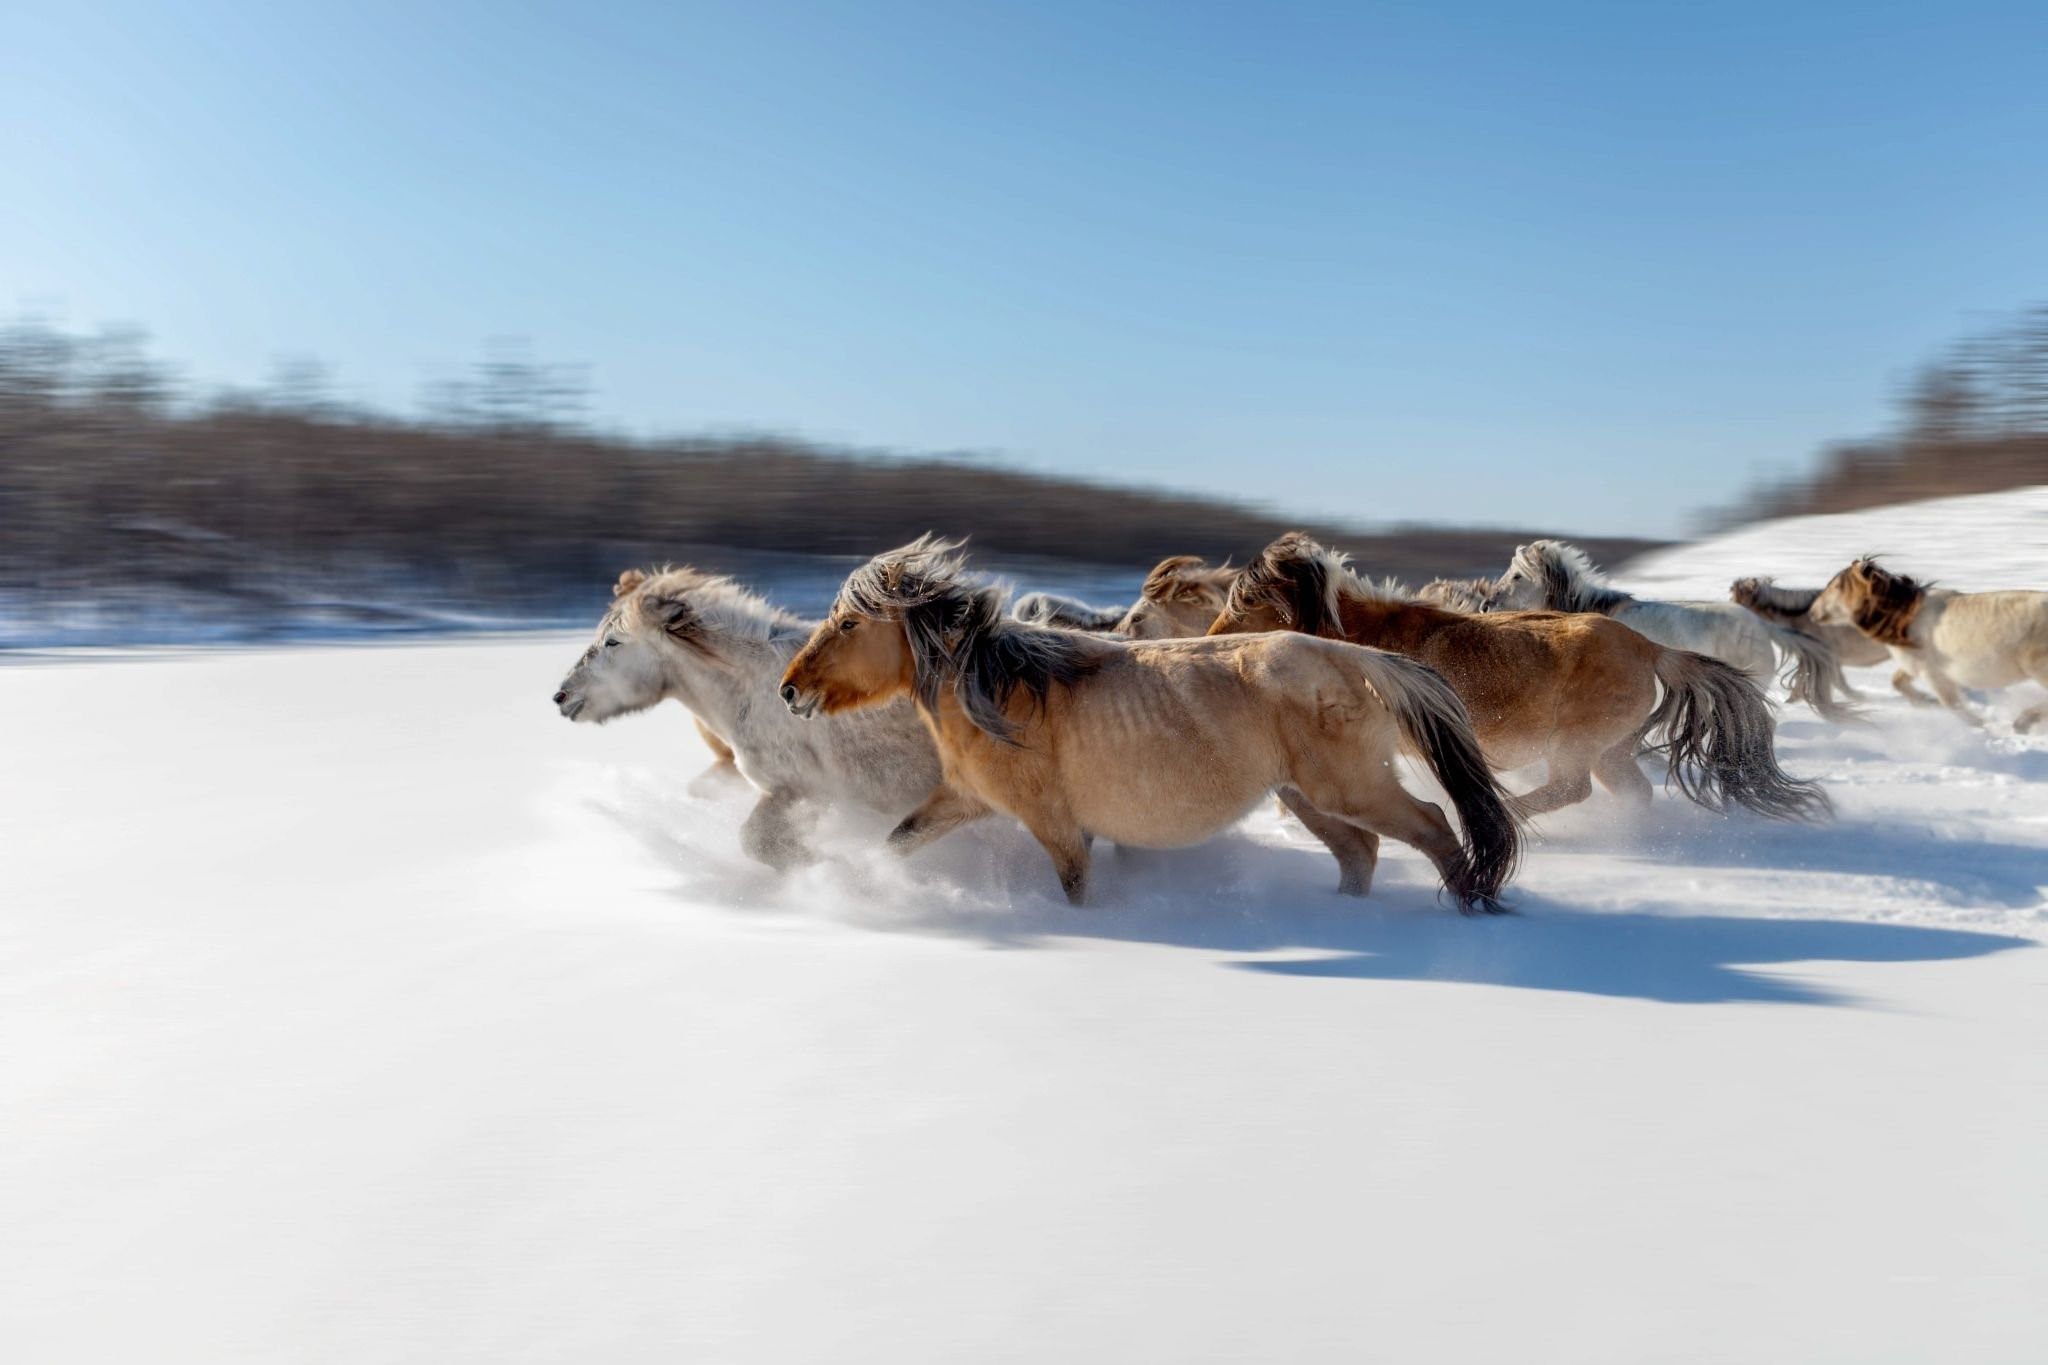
5, 1, 2045, 535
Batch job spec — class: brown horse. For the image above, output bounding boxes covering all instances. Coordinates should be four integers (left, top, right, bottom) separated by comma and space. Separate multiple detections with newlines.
1209, 534, 1830, 821
779, 537, 1522, 911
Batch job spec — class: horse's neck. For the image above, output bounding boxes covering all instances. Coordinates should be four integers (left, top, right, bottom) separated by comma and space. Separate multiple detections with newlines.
662, 635, 798, 736
1335, 596, 1446, 652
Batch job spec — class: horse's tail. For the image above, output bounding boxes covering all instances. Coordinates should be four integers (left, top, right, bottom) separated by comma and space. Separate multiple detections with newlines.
1352, 649, 1522, 913
1645, 649, 1832, 822
1010, 591, 1126, 633
1762, 618, 1862, 720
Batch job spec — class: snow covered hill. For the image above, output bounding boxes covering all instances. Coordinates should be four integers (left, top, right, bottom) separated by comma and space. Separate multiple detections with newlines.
4, 491, 2046, 1363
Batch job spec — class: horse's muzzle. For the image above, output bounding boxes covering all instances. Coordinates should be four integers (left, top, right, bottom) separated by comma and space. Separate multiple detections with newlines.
781, 683, 819, 719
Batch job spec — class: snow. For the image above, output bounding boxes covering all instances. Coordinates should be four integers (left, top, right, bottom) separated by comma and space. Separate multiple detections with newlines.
5, 491, 2048, 1362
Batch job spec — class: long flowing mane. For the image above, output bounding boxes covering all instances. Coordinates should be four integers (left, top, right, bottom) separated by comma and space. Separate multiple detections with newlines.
840, 536, 1101, 742
1228, 533, 1419, 633
1509, 540, 1632, 614
618, 565, 810, 653
1833, 557, 1928, 647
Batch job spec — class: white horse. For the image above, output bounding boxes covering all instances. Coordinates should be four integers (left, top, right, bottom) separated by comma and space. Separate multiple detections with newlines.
553, 567, 942, 866
1492, 540, 1857, 721
1809, 558, 2048, 731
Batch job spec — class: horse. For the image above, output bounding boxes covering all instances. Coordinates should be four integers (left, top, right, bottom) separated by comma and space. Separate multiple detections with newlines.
778, 536, 1521, 912
1209, 533, 1831, 822
1112, 555, 1239, 638
1415, 577, 1500, 613
1728, 575, 1918, 706
1011, 591, 1128, 632
1807, 558, 2048, 731
553, 566, 942, 867
1492, 540, 1857, 721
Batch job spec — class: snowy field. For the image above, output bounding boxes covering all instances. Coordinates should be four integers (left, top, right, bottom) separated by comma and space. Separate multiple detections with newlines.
4, 492, 2047, 1363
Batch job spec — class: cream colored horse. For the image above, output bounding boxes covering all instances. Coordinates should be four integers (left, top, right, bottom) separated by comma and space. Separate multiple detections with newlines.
779, 537, 1522, 911
1808, 558, 2048, 731
554, 567, 942, 867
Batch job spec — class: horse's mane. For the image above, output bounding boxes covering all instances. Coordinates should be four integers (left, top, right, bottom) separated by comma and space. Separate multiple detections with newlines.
618, 565, 809, 651
1011, 591, 1126, 632
1833, 557, 1928, 648
1226, 533, 1424, 632
1729, 576, 1821, 620
1226, 533, 1355, 635
841, 535, 1102, 742
1510, 540, 1633, 615
1140, 555, 1237, 605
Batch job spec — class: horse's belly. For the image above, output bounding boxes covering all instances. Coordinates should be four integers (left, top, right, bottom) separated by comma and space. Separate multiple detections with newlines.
1068, 767, 1272, 849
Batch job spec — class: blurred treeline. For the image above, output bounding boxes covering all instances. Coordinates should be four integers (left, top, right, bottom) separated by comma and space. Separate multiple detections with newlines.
1719, 304, 2048, 526
0, 317, 1658, 630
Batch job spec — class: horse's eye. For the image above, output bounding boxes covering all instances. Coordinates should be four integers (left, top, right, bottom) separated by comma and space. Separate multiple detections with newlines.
604, 637, 620, 648
838, 617, 858, 632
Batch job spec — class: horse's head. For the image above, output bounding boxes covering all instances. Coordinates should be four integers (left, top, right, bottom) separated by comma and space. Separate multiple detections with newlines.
779, 597, 916, 718
1208, 533, 1341, 637
555, 566, 785, 723
781, 535, 968, 718
553, 569, 676, 723
1116, 555, 1235, 638
1490, 544, 1550, 611
1416, 577, 1498, 613
1810, 558, 1925, 645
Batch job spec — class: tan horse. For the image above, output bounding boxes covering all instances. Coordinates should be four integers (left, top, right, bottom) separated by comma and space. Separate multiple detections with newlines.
779, 537, 1522, 912
1113, 555, 1239, 638
1209, 534, 1831, 821
1808, 558, 2048, 731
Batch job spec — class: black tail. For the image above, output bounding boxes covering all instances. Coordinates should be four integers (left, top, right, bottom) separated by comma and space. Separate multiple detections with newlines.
1646, 650, 1832, 821
1356, 651, 1523, 912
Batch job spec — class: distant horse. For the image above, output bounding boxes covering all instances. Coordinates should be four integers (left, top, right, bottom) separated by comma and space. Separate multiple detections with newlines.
1415, 577, 1500, 613
1210, 533, 1831, 821
1011, 591, 1127, 632
1729, 575, 1913, 704
1113, 555, 1239, 638
1808, 558, 2048, 731
553, 567, 941, 867
779, 536, 1521, 911
1492, 540, 1856, 721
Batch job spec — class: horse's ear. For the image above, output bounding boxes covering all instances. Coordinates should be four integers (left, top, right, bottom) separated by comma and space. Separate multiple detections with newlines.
613, 569, 648, 599
646, 591, 696, 640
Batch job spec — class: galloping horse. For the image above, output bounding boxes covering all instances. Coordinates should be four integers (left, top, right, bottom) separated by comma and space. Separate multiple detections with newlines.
1209, 534, 1831, 821
780, 537, 1522, 911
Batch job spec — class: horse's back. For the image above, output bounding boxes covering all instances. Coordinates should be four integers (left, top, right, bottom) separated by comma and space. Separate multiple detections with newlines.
1929, 590, 2048, 683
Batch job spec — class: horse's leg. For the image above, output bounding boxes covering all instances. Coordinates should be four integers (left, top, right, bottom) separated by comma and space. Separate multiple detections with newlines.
1511, 751, 1596, 814
1924, 669, 1985, 726
886, 782, 991, 856
1277, 785, 1380, 896
739, 790, 815, 870
1290, 767, 1467, 904
1016, 810, 1093, 905
2013, 648, 2048, 733
1592, 740, 1654, 804
1891, 668, 1939, 706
